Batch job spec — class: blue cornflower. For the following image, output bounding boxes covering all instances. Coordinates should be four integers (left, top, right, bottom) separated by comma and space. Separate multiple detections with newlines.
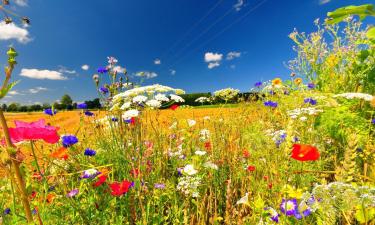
264, 207, 279, 223
307, 83, 315, 89
48, 186, 55, 192
3, 208, 10, 215
293, 136, 299, 143
97, 67, 108, 74
280, 199, 298, 216
269, 90, 275, 95
111, 117, 118, 122
372, 118, 375, 125
84, 111, 94, 116
264, 101, 278, 108
99, 87, 109, 94
77, 103, 87, 109
62, 135, 78, 147
84, 148, 96, 156
154, 183, 166, 189
254, 81, 262, 87
32, 208, 37, 215
81, 169, 100, 179
304, 98, 317, 105
44, 108, 57, 116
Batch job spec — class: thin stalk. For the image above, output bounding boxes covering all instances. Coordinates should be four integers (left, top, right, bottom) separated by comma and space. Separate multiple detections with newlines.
0, 109, 33, 223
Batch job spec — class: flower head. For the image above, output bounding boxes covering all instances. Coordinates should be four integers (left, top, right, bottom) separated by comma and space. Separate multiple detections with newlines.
50, 147, 69, 160
84, 148, 96, 156
66, 189, 79, 198
99, 87, 109, 94
3, 208, 11, 215
294, 78, 303, 85
307, 83, 315, 89
77, 103, 87, 109
280, 199, 298, 216
7, 119, 60, 144
264, 101, 278, 108
183, 164, 198, 176
93, 175, 107, 187
170, 104, 179, 110
61, 135, 78, 148
272, 78, 282, 86
109, 180, 132, 196
304, 98, 317, 105
97, 67, 108, 74
154, 183, 166, 189
84, 111, 94, 117
81, 169, 100, 179
264, 207, 279, 223
254, 81, 262, 87
372, 118, 375, 125
291, 144, 320, 161
44, 108, 57, 116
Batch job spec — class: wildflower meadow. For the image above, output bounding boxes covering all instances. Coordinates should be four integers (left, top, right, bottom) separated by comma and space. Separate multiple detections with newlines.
0, 2, 375, 225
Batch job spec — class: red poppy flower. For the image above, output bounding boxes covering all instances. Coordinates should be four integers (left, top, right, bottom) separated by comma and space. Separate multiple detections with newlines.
204, 141, 211, 150
243, 149, 250, 158
50, 147, 69, 160
30, 191, 37, 200
7, 119, 60, 144
291, 144, 320, 161
109, 180, 132, 196
170, 104, 179, 110
93, 175, 107, 187
247, 165, 256, 172
130, 168, 140, 178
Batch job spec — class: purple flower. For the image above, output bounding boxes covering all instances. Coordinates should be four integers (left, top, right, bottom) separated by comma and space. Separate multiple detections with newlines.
111, 117, 118, 122
280, 199, 298, 216
284, 90, 290, 95
264, 207, 279, 223
293, 136, 299, 143
66, 189, 79, 198
269, 90, 275, 95
84, 111, 94, 116
304, 98, 317, 105
44, 108, 57, 116
154, 183, 166, 189
264, 101, 278, 108
99, 87, 109, 94
81, 169, 100, 179
307, 83, 315, 89
97, 67, 108, 74
254, 81, 262, 87
32, 208, 38, 215
372, 118, 375, 125
62, 135, 78, 147
77, 103, 87, 109
84, 148, 96, 156
3, 208, 10, 215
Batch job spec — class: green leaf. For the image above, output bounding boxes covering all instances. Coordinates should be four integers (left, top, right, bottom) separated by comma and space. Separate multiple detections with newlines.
366, 27, 375, 40
0, 80, 19, 99
326, 4, 375, 25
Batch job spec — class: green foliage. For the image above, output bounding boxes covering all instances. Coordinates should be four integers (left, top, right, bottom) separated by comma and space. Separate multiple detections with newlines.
326, 4, 375, 24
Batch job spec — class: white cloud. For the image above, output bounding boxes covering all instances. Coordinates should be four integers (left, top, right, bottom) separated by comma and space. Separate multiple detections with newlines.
205, 52, 223, 62
8, 90, 21, 95
81, 64, 89, 71
230, 65, 236, 69
234, 0, 244, 11
14, 0, 28, 7
20, 69, 67, 80
154, 58, 161, 65
226, 51, 241, 60
28, 87, 48, 94
170, 69, 176, 75
58, 67, 76, 74
319, 0, 331, 5
136, 71, 158, 79
208, 62, 220, 69
0, 22, 31, 43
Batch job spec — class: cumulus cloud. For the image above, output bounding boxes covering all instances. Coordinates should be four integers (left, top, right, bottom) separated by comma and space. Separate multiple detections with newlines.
319, 0, 331, 5
14, 0, 28, 6
136, 71, 158, 79
234, 0, 245, 11
154, 58, 161, 65
208, 62, 220, 69
28, 87, 48, 94
20, 69, 67, 80
226, 51, 241, 60
205, 52, 223, 62
81, 64, 89, 71
204, 52, 223, 69
0, 22, 31, 43
170, 69, 176, 75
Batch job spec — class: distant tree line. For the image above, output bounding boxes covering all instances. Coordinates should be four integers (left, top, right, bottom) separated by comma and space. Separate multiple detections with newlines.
2, 94, 101, 112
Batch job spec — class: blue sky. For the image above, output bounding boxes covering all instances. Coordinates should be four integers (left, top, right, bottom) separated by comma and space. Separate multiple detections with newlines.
0, 0, 372, 104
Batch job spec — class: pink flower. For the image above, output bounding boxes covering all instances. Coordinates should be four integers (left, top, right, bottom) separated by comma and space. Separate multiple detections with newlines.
8, 119, 60, 144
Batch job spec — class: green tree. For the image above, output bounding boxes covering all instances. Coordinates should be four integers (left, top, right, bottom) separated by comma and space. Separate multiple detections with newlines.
61, 94, 73, 109
7, 102, 19, 112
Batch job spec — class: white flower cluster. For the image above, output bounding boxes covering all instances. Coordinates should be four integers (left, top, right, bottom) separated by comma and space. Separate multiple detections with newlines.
265, 129, 286, 140
333, 93, 373, 102
195, 97, 211, 103
110, 84, 185, 111
287, 107, 323, 119
213, 88, 240, 101
177, 176, 201, 198
199, 129, 210, 141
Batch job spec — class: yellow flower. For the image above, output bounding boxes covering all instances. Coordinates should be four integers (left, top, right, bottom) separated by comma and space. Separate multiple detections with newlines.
294, 78, 303, 85
272, 78, 282, 86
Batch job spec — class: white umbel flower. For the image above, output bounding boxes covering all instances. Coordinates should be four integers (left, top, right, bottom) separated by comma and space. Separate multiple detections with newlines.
146, 99, 161, 108
123, 109, 139, 119
183, 164, 198, 176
